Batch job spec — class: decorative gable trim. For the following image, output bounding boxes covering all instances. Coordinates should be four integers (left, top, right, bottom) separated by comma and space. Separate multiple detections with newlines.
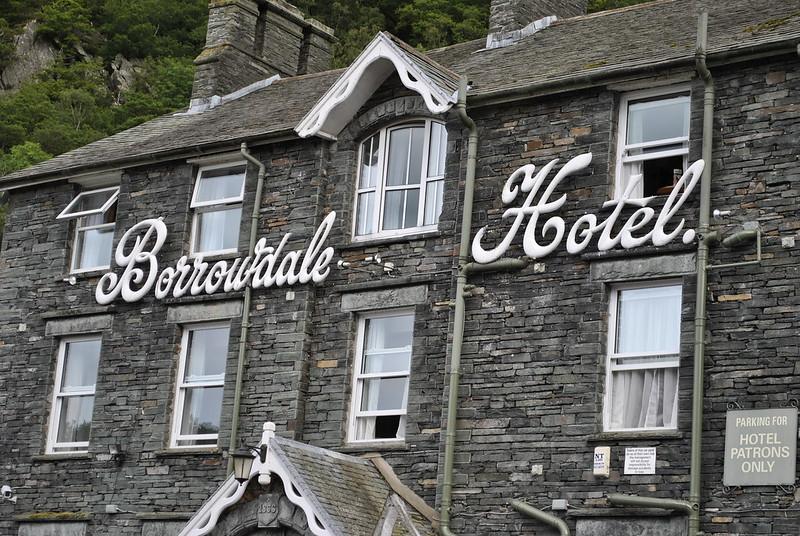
295, 32, 459, 139
178, 423, 334, 536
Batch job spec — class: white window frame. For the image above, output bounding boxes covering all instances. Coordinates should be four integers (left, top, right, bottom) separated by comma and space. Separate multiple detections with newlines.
46, 334, 102, 454
603, 280, 682, 432
189, 162, 247, 257
347, 309, 415, 444
352, 119, 446, 241
170, 322, 230, 449
57, 186, 119, 220
57, 186, 119, 274
614, 85, 691, 199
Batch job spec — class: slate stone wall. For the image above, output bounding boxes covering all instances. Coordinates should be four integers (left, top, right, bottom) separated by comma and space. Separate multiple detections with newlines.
439, 55, 800, 535
0, 51, 798, 536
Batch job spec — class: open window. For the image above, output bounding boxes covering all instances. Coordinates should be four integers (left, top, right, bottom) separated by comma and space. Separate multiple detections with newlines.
190, 163, 246, 256
604, 282, 682, 431
57, 186, 119, 273
348, 310, 414, 443
615, 87, 690, 198
353, 120, 446, 240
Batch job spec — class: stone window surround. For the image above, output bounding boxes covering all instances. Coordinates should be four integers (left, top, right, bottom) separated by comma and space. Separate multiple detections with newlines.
45, 334, 103, 455
166, 300, 242, 452
347, 308, 415, 444
188, 161, 248, 258
613, 83, 692, 200
340, 285, 428, 449
591, 253, 695, 436
37, 315, 114, 459
339, 95, 451, 246
56, 185, 120, 275
169, 321, 231, 450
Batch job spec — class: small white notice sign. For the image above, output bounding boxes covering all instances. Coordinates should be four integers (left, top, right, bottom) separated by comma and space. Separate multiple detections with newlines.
624, 447, 656, 475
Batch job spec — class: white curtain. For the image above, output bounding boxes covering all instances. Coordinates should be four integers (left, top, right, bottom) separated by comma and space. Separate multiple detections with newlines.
617, 286, 681, 354
611, 368, 678, 429
610, 285, 681, 429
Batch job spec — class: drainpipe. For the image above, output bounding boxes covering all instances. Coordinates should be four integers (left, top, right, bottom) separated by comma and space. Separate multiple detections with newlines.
608, 494, 695, 515
690, 10, 714, 536
439, 75, 477, 536
227, 142, 267, 472
511, 500, 570, 536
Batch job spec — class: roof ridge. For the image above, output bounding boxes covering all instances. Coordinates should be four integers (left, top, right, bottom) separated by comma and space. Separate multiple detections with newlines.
562, 0, 676, 23
272, 435, 372, 465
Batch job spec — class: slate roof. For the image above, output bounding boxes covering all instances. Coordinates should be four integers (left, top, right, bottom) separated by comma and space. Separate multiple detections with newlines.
270, 437, 436, 536
427, 0, 800, 97
3, 0, 800, 186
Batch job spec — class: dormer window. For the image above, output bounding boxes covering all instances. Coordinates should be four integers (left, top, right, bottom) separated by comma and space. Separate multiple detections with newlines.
57, 186, 119, 273
354, 120, 447, 240
615, 87, 690, 198
190, 163, 246, 255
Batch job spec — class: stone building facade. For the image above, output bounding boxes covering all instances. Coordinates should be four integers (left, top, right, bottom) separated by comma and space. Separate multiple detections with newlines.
1, 1, 799, 536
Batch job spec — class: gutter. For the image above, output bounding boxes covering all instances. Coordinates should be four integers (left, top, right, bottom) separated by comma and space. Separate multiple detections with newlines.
227, 142, 267, 472
467, 38, 800, 109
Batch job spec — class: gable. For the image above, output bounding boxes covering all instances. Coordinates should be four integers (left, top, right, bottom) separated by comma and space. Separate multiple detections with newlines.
295, 32, 460, 140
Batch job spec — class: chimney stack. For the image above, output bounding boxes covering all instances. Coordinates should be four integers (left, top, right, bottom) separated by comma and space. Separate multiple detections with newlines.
489, 0, 588, 34
192, 0, 335, 101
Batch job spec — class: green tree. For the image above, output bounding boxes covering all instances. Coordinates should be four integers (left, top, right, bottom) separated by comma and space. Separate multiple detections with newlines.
395, 0, 487, 50
37, 0, 98, 54
112, 56, 194, 130
100, 0, 207, 59
0, 141, 51, 175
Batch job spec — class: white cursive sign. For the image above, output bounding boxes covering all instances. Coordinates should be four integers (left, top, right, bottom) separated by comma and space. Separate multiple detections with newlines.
471, 153, 703, 263
96, 212, 336, 305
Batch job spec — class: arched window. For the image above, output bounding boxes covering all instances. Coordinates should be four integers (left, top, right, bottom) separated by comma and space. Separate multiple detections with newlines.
353, 120, 447, 239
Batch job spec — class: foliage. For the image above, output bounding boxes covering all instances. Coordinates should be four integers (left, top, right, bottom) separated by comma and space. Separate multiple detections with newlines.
396, 0, 487, 51
112, 56, 195, 130
37, 0, 98, 54
0, 141, 51, 175
0, 0, 657, 178
99, 0, 207, 59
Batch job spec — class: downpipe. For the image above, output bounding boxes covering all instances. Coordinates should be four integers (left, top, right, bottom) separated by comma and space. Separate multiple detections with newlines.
511, 500, 570, 536
605, 14, 713, 536
227, 142, 267, 472
690, 11, 714, 536
608, 494, 696, 516
439, 75, 477, 536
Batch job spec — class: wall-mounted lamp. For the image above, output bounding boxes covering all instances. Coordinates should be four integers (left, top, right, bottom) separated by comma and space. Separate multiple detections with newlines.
1, 485, 17, 504
231, 443, 267, 484
109, 443, 125, 465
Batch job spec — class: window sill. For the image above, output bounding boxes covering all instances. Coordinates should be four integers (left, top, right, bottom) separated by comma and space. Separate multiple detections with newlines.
61, 268, 109, 280
14, 512, 91, 522
135, 512, 195, 521
188, 251, 241, 262
336, 441, 409, 454
585, 430, 684, 443
32, 453, 92, 462
342, 230, 442, 250
154, 448, 222, 457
